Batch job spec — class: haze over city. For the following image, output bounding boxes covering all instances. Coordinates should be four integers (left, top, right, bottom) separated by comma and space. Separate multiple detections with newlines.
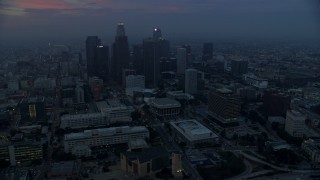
1, 0, 320, 44
1, 0, 320, 180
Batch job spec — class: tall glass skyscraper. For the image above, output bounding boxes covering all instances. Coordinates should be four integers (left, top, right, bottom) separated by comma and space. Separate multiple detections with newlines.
112, 22, 130, 84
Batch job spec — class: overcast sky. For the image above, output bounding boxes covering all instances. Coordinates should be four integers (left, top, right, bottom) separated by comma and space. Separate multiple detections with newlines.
0, 0, 320, 44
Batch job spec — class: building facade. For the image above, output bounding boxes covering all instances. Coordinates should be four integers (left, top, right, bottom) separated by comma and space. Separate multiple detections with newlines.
170, 120, 219, 147
64, 126, 149, 157
149, 98, 181, 119
112, 22, 130, 84
285, 110, 306, 138
231, 60, 248, 77
177, 48, 187, 75
208, 88, 241, 123
185, 69, 198, 94
125, 75, 145, 96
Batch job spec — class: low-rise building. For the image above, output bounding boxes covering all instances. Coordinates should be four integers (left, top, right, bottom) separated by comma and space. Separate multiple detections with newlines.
285, 110, 306, 138
120, 147, 170, 177
60, 113, 106, 129
0, 141, 43, 166
96, 100, 134, 124
60, 100, 134, 129
167, 91, 194, 100
149, 98, 181, 119
47, 160, 82, 180
170, 119, 219, 147
243, 73, 268, 89
64, 126, 149, 157
301, 139, 320, 163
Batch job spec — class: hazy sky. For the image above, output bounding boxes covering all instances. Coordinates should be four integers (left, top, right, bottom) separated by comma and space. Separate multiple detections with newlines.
0, 0, 320, 44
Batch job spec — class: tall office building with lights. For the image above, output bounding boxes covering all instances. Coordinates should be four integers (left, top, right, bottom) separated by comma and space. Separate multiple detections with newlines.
143, 28, 170, 87
112, 22, 130, 84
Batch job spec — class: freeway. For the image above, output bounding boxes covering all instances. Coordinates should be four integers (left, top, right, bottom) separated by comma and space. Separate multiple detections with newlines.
239, 151, 320, 174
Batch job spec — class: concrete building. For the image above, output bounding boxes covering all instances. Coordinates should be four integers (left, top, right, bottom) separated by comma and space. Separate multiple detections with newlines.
231, 60, 248, 76
120, 147, 170, 177
185, 69, 198, 94
96, 100, 134, 124
125, 75, 145, 96
170, 120, 219, 147
61, 100, 134, 129
301, 139, 320, 163
149, 98, 181, 119
208, 88, 241, 123
177, 48, 187, 75
263, 90, 291, 118
89, 76, 104, 101
167, 91, 194, 101
0, 141, 43, 166
64, 126, 149, 157
7, 80, 19, 92
48, 160, 82, 180
122, 69, 137, 87
60, 113, 106, 129
75, 85, 85, 103
285, 110, 306, 138
243, 74, 268, 89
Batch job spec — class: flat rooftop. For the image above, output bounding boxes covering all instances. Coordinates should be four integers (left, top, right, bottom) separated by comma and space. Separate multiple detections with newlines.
61, 112, 104, 120
50, 161, 80, 175
64, 126, 148, 141
170, 120, 218, 142
150, 98, 181, 109
216, 88, 232, 94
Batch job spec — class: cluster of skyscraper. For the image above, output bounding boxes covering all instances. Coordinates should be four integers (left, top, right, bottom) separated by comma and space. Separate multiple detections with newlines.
85, 23, 171, 88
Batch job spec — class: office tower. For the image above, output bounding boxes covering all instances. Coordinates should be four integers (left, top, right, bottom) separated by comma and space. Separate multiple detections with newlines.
182, 44, 193, 66
285, 110, 306, 137
89, 77, 104, 101
112, 22, 130, 84
132, 44, 143, 74
160, 57, 175, 73
75, 85, 85, 104
86, 36, 101, 76
125, 75, 145, 96
122, 69, 137, 87
202, 43, 213, 61
143, 30, 170, 87
153, 28, 162, 40
208, 88, 241, 123
95, 45, 109, 80
177, 48, 187, 75
182, 44, 191, 54
263, 90, 291, 117
231, 60, 248, 76
185, 69, 198, 94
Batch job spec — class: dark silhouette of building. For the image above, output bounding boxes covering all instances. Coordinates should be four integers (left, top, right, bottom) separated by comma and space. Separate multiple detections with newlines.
95, 45, 109, 80
132, 44, 143, 74
86, 36, 101, 77
143, 30, 170, 88
202, 43, 213, 61
231, 60, 248, 77
19, 97, 46, 121
112, 22, 130, 84
153, 28, 162, 40
208, 88, 241, 123
263, 90, 291, 117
